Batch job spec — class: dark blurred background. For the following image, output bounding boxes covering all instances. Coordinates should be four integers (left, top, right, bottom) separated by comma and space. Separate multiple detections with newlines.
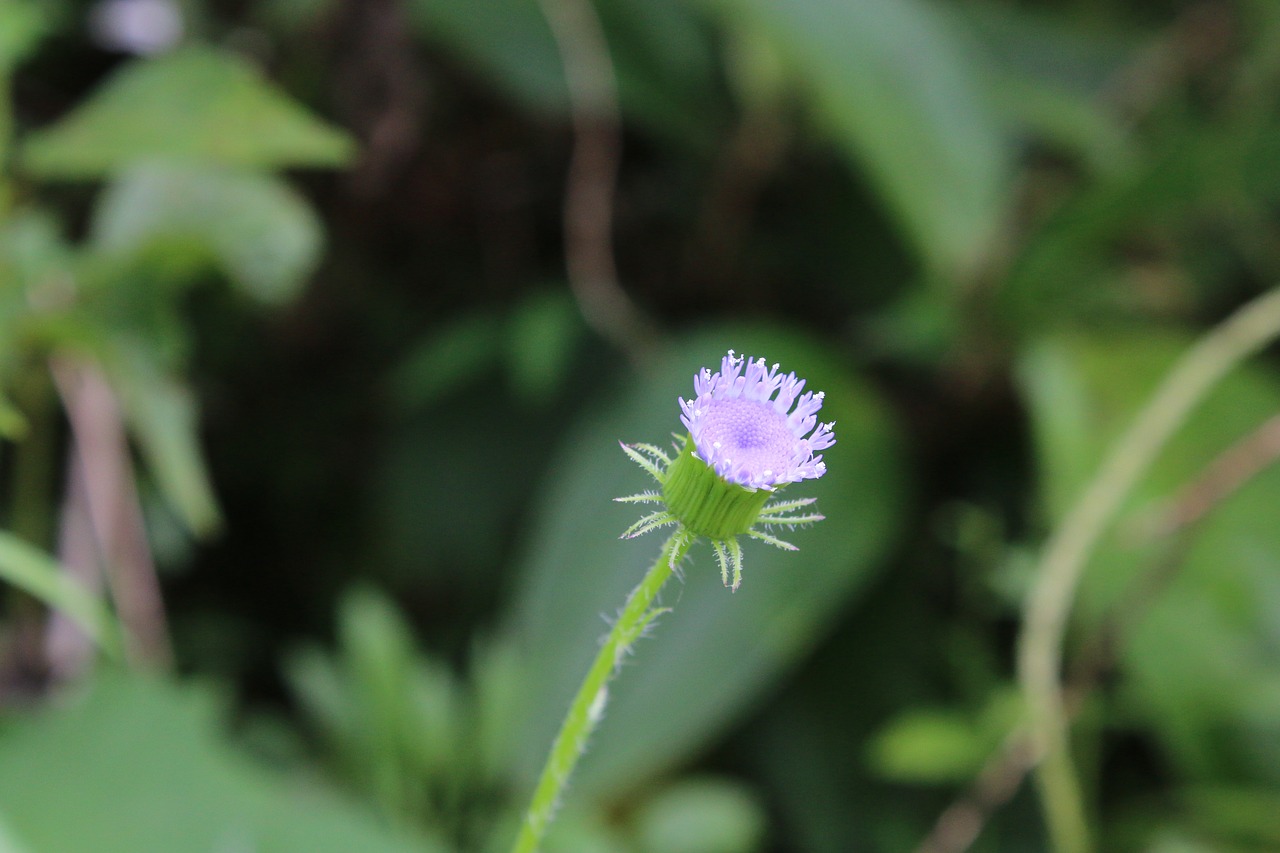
1, 0, 1280, 851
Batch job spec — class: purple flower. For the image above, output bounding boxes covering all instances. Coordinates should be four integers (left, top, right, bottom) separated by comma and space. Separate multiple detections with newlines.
617, 350, 832, 589
679, 350, 836, 490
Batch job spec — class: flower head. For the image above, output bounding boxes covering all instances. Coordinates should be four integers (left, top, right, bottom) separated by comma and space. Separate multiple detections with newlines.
679, 350, 835, 490
616, 349, 832, 591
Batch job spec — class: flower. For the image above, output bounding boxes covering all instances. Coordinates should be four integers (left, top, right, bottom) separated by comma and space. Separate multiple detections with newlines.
616, 349, 832, 591
679, 350, 835, 490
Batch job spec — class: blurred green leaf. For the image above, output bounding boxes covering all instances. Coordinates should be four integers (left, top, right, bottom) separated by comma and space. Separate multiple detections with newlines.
0, 210, 76, 358
286, 646, 354, 754
706, 0, 1011, 274
633, 777, 766, 853
1000, 106, 1280, 329
394, 291, 583, 410
91, 163, 324, 304
1185, 786, 1280, 848
867, 709, 987, 784
0, 394, 24, 438
506, 326, 906, 800
409, 0, 567, 113
1020, 331, 1280, 783
505, 290, 581, 402
334, 587, 426, 817
986, 73, 1134, 178
105, 349, 221, 537
0, 0, 45, 73
0, 676, 443, 853
867, 677, 1024, 789
0, 531, 119, 655
288, 588, 470, 827
959, 2, 1135, 176
543, 816, 628, 853
0, 813, 34, 853
0, 209, 73, 286
470, 638, 523, 783
1142, 832, 1227, 853
598, 0, 725, 146
390, 313, 502, 410
19, 47, 355, 178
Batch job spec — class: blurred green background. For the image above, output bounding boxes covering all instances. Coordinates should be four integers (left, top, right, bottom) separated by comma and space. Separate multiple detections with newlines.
2, 0, 1280, 850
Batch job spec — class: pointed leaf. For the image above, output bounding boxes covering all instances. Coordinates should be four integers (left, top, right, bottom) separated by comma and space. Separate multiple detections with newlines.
20, 47, 354, 178
91, 163, 323, 304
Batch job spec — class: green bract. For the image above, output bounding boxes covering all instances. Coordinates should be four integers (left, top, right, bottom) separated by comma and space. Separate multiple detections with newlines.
663, 437, 771, 539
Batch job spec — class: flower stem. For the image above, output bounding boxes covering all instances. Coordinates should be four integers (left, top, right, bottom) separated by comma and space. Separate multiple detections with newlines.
1017, 287, 1280, 853
510, 529, 690, 853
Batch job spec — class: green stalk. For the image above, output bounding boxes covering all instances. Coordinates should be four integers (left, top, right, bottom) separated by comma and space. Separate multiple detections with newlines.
510, 529, 691, 853
1017, 287, 1280, 853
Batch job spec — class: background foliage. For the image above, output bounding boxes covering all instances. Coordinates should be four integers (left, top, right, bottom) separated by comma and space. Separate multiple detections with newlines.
2, 0, 1280, 850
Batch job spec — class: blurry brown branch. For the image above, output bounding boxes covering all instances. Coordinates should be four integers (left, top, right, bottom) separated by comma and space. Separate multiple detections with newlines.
335, 0, 425, 198
914, 727, 1039, 853
1103, 2, 1236, 119
537, 0, 658, 361
1147, 411, 1280, 536
50, 358, 171, 671
44, 450, 105, 680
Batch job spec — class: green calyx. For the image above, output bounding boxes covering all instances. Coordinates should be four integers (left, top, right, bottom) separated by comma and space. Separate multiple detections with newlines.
662, 436, 770, 539
617, 436, 822, 591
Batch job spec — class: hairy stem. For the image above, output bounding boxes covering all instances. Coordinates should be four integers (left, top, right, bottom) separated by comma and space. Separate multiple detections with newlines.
511, 530, 688, 853
1017, 287, 1280, 853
